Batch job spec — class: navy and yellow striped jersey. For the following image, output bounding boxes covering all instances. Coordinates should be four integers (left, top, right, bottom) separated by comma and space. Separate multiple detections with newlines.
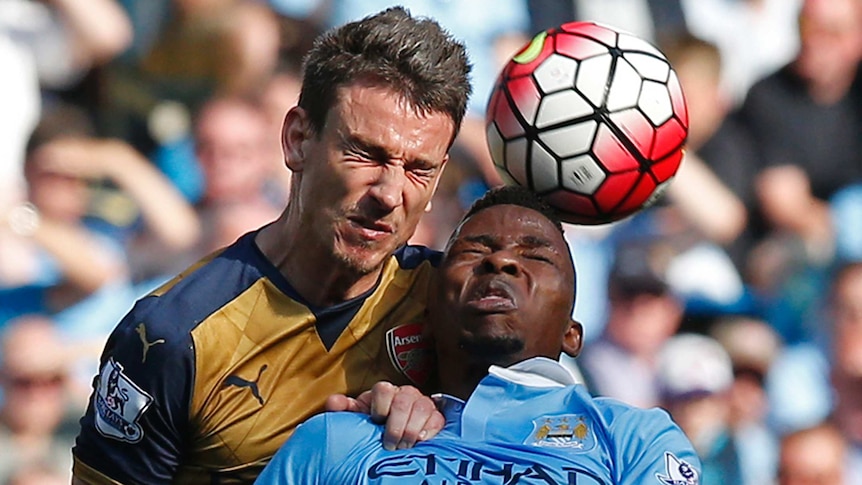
72, 231, 440, 484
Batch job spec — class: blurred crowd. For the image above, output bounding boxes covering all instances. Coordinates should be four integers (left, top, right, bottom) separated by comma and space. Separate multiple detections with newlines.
0, 0, 860, 483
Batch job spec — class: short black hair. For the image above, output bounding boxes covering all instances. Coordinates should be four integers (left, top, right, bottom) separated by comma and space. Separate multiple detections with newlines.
299, 7, 472, 142
462, 185, 565, 235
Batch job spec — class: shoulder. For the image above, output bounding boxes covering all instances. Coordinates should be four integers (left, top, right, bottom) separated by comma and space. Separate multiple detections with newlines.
570, 394, 701, 484
130, 234, 270, 340
590, 396, 680, 436
394, 245, 442, 270
93, 237, 270, 405
268, 412, 381, 476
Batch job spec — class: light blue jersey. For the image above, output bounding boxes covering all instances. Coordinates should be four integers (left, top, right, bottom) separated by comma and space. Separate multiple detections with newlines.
257, 357, 701, 485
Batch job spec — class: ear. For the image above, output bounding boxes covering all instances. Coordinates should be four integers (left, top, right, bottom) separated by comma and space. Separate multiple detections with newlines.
281, 106, 312, 173
424, 154, 449, 213
562, 319, 583, 358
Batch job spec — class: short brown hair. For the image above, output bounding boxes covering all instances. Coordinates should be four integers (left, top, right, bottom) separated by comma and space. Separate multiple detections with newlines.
298, 7, 472, 142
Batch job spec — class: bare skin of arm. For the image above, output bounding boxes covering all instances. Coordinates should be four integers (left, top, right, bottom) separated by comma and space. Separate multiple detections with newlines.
47, 0, 132, 67
34, 138, 201, 251
666, 152, 748, 245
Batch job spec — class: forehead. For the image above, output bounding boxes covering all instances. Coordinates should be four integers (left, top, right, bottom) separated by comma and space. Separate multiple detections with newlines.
803, 0, 862, 32
456, 205, 565, 247
328, 84, 454, 150
196, 102, 266, 139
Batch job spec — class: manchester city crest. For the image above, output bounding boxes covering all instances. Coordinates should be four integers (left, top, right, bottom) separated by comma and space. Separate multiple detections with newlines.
526, 414, 595, 451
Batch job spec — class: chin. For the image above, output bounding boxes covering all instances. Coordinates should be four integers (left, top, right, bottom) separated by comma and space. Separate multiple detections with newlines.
459, 336, 524, 366
336, 252, 383, 275
334, 246, 393, 275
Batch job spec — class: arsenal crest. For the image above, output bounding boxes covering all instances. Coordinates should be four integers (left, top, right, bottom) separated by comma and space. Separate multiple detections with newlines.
386, 322, 433, 386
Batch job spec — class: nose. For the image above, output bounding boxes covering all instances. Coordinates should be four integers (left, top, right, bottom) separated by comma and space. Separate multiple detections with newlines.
368, 164, 405, 211
480, 250, 521, 276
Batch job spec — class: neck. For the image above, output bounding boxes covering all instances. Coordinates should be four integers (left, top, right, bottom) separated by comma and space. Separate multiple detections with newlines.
797, 63, 857, 105
437, 359, 492, 400
255, 211, 383, 307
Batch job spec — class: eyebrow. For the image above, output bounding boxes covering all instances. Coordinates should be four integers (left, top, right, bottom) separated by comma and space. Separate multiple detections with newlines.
462, 234, 559, 252
340, 132, 437, 168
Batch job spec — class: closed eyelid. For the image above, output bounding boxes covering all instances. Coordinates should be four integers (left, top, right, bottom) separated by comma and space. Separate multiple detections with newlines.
341, 134, 429, 164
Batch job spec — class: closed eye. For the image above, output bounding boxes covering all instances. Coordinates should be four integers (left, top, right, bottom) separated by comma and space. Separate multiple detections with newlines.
523, 252, 555, 264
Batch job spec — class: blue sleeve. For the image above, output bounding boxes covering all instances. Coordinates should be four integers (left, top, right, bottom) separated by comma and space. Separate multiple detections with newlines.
613, 407, 702, 485
72, 296, 193, 483
255, 414, 329, 484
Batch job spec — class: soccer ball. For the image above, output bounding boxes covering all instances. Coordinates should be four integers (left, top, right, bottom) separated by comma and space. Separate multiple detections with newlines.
486, 21, 688, 225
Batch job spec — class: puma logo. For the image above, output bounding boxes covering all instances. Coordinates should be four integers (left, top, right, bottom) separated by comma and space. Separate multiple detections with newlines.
135, 323, 165, 363
223, 364, 268, 406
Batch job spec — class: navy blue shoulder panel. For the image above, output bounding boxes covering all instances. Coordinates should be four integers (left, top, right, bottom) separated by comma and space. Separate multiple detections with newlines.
142, 231, 267, 335
73, 231, 271, 483
394, 245, 442, 270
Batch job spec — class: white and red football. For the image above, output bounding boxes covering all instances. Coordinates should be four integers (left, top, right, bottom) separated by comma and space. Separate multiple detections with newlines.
486, 21, 688, 225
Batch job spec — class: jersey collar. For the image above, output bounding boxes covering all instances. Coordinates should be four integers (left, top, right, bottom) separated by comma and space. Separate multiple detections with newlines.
434, 357, 577, 422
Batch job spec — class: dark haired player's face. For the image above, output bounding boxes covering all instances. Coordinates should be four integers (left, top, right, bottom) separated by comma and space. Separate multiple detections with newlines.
287, 84, 453, 274
431, 205, 576, 366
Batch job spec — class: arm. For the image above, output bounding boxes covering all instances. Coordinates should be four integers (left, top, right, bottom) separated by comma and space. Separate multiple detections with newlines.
756, 164, 834, 259
326, 381, 445, 450
666, 152, 748, 245
73, 302, 191, 483
615, 407, 702, 485
2, 203, 126, 296
48, 0, 132, 66
32, 137, 201, 251
218, 2, 281, 95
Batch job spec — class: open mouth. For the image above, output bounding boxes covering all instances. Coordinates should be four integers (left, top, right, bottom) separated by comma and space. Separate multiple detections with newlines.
466, 279, 517, 313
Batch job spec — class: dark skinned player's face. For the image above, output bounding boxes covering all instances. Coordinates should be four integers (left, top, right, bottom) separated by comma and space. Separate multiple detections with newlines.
430, 204, 581, 368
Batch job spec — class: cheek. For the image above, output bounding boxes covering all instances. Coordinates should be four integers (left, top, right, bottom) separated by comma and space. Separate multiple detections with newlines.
305, 162, 364, 205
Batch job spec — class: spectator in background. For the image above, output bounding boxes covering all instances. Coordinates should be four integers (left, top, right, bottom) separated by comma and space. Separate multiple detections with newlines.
777, 423, 848, 485
680, 0, 802, 105
612, 33, 752, 322
137, 0, 281, 97
0, 105, 200, 386
711, 316, 782, 485
765, 261, 862, 438
738, 0, 862, 273
0, 0, 132, 214
140, 92, 287, 273
660, 34, 758, 273
527, 0, 689, 46
0, 316, 80, 483
0, 107, 132, 338
102, 0, 282, 156
579, 240, 684, 409
829, 261, 862, 483
5, 463, 68, 485
656, 333, 743, 485
192, 95, 285, 252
